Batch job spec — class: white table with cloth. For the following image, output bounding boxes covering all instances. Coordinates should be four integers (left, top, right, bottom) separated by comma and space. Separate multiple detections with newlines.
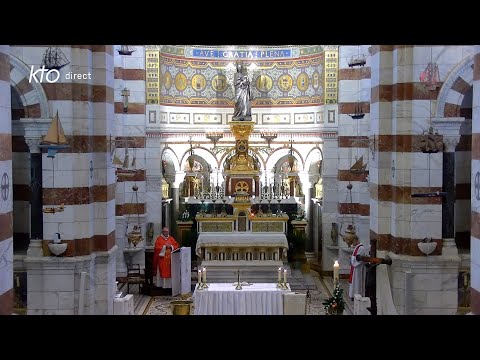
193, 282, 292, 315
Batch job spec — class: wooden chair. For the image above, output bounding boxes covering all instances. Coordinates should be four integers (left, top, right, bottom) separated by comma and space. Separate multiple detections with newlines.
126, 264, 145, 294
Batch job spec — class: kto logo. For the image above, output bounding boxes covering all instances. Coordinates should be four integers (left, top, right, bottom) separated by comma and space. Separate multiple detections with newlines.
28, 66, 60, 83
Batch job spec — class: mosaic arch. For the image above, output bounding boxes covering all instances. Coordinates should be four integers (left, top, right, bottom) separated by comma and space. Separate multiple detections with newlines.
145, 45, 331, 108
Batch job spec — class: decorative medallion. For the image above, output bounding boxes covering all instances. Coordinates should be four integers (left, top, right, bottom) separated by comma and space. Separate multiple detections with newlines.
235, 181, 249, 193
312, 71, 320, 90
191, 74, 207, 92
256, 74, 273, 93
163, 71, 172, 90
175, 73, 188, 91
1, 172, 9, 201
212, 74, 228, 92
278, 74, 293, 92
296, 73, 309, 92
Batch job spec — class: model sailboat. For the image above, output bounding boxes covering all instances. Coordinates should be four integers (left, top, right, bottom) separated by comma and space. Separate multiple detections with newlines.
41, 110, 68, 147
419, 63, 441, 90
349, 156, 368, 174
348, 54, 366, 67
349, 101, 365, 119
42, 110, 68, 214
117, 45, 135, 55
41, 47, 70, 71
113, 146, 137, 178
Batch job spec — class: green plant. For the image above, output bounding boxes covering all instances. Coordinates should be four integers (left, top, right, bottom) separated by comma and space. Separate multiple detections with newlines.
322, 283, 345, 315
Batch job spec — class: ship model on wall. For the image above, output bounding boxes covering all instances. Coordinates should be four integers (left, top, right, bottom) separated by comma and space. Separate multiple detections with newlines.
41, 111, 69, 214
112, 145, 138, 178
349, 155, 368, 174
117, 45, 135, 55
41, 47, 70, 70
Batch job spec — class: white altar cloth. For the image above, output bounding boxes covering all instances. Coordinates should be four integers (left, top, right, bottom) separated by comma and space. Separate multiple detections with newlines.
193, 282, 291, 315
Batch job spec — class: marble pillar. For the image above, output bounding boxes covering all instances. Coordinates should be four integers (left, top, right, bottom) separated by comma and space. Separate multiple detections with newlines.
433, 119, 463, 255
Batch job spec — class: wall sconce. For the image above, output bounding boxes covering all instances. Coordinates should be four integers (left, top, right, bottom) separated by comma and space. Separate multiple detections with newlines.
260, 130, 278, 147
206, 131, 224, 148
121, 87, 130, 113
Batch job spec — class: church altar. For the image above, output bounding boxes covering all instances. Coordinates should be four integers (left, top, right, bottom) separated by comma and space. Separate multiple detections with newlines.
193, 282, 291, 315
196, 232, 288, 282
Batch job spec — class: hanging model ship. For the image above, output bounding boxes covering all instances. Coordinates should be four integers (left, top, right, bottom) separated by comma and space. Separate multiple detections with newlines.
348, 54, 366, 67
419, 62, 441, 90
41, 47, 70, 71
112, 145, 138, 178
348, 101, 365, 119
41, 110, 69, 214
117, 45, 135, 55
349, 155, 368, 174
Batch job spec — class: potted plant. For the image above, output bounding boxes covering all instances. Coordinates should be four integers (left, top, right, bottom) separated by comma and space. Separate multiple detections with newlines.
322, 283, 345, 315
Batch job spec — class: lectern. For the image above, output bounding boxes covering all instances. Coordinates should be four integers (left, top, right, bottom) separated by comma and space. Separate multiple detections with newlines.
171, 247, 191, 296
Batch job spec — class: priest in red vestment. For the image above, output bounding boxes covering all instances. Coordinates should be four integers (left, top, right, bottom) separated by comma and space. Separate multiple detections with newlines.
153, 227, 179, 289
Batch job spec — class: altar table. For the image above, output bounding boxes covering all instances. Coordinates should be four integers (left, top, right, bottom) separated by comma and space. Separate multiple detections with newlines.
193, 282, 291, 315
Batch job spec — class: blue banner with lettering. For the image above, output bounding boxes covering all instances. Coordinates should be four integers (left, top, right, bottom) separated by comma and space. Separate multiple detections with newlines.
190, 48, 292, 59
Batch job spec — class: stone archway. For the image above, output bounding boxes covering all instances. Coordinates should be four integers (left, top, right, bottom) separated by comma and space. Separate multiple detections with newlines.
9, 55, 49, 119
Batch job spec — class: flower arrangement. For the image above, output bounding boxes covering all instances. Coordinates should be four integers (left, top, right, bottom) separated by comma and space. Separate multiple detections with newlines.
322, 283, 345, 315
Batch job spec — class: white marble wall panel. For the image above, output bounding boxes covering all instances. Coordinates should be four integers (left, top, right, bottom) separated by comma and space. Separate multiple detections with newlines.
94, 246, 117, 314
117, 114, 145, 127
121, 125, 145, 137
92, 51, 114, 70
0, 238, 13, 294
369, 102, 392, 135
124, 57, 144, 70
94, 200, 116, 220
471, 236, 480, 289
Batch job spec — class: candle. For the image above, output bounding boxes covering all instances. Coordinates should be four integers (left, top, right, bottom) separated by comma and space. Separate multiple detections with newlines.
333, 260, 339, 284
198, 269, 202, 285
202, 267, 207, 283
277, 267, 282, 282
283, 269, 287, 283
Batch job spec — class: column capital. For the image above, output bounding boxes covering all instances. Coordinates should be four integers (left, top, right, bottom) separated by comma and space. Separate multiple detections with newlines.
432, 118, 465, 152
13, 118, 54, 153
172, 171, 186, 188
297, 171, 312, 188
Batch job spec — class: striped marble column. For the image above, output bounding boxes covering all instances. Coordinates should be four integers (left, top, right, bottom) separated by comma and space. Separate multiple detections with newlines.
114, 45, 146, 273
371, 46, 463, 315
336, 45, 371, 274
7, 45, 118, 314
471, 46, 480, 315
369, 45, 393, 253
0, 45, 13, 315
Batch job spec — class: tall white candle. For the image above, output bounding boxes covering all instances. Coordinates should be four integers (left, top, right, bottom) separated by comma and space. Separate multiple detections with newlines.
198, 269, 202, 284
202, 267, 207, 283
333, 260, 340, 284
283, 269, 287, 283
278, 267, 282, 282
